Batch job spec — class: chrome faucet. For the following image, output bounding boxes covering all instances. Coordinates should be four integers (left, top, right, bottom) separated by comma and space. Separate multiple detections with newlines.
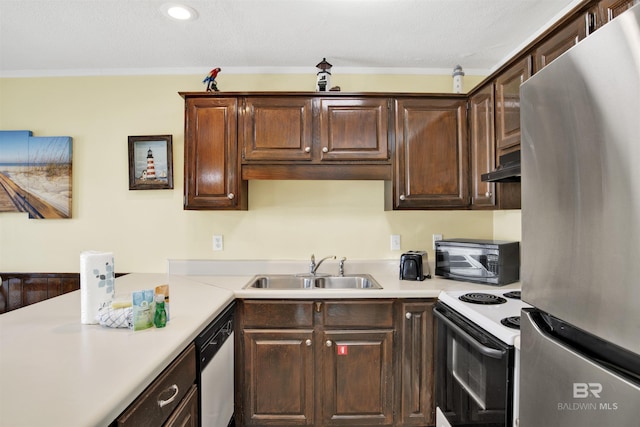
309, 254, 336, 275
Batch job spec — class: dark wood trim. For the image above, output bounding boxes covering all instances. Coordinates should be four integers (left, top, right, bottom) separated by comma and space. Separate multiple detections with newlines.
181, 91, 468, 100
0, 272, 127, 313
241, 164, 392, 180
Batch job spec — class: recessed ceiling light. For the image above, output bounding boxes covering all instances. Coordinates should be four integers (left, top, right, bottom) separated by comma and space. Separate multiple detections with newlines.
161, 3, 199, 21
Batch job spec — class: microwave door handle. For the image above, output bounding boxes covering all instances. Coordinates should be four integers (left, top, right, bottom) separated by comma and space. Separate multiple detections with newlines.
433, 309, 506, 359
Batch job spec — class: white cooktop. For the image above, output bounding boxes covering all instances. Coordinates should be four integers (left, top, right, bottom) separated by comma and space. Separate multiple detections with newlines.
438, 289, 531, 345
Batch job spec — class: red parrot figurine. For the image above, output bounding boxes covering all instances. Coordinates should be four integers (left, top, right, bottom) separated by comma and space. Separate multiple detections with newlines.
203, 67, 221, 91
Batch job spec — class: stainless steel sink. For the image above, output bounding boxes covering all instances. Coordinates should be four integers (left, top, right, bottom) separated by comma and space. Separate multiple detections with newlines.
244, 274, 382, 290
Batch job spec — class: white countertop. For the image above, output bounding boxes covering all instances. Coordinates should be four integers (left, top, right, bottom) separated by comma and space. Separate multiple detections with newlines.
168, 258, 520, 299
0, 274, 234, 427
0, 260, 520, 427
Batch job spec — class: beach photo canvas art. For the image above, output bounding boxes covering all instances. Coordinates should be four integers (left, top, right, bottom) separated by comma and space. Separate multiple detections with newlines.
0, 130, 72, 219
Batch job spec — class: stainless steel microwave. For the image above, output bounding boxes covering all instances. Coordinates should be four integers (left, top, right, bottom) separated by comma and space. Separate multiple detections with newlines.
435, 239, 519, 286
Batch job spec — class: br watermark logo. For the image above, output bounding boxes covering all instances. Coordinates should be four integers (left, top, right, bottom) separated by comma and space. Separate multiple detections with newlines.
573, 382, 602, 398
557, 383, 619, 411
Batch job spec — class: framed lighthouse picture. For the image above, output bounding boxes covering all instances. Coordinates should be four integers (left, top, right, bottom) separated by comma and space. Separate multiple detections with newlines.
128, 135, 173, 190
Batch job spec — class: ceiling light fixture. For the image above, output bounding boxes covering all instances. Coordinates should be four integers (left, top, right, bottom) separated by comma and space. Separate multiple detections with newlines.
161, 3, 199, 21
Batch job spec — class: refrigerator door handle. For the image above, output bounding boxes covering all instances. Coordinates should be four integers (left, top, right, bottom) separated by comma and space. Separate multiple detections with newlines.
434, 308, 506, 359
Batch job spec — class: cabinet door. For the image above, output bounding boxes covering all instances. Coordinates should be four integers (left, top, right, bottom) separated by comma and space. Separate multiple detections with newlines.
184, 97, 246, 210
397, 301, 435, 427
595, 0, 638, 28
495, 57, 531, 156
468, 85, 496, 209
319, 98, 390, 161
534, 16, 586, 73
393, 98, 468, 209
242, 97, 313, 161
321, 330, 394, 426
242, 329, 315, 426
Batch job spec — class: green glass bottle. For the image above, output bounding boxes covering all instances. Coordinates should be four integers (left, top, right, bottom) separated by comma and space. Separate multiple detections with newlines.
154, 294, 167, 328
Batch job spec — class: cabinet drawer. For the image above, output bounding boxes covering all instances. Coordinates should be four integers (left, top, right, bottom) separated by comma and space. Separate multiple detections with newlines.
164, 384, 198, 427
115, 344, 196, 427
241, 300, 314, 328
322, 300, 394, 328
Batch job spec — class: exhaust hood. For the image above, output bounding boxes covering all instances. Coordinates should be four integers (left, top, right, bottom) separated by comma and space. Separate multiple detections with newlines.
481, 150, 521, 182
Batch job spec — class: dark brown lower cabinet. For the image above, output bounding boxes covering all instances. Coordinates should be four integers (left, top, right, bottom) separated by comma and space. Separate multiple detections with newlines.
112, 344, 197, 427
236, 299, 435, 427
242, 329, 315, 425
321, 330, 394, 426
397, 301, 435, 427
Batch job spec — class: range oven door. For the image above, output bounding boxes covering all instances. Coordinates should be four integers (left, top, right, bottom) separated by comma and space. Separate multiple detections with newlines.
434, 302, 514, 427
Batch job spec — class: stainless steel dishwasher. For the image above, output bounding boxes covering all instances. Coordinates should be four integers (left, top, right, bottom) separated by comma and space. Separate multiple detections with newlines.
195, 301, 235, 427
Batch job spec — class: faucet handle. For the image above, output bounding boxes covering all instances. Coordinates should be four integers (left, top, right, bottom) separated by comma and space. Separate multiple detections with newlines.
309, 254, 316, 274
339, 257, 346, 276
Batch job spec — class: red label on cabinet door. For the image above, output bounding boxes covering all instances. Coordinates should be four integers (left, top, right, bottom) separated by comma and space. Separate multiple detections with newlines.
337, 345, 348, 355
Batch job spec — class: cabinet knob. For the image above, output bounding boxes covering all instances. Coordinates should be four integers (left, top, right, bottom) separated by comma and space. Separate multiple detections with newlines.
325, 340, 332, 347
227, 193, 235, 200
305, 147, 311, 153
306, 339, 312, 347
485, 192, 492, 198
399, 194, 406, 201
322, 147, 329, 153
405, 312, 412, 320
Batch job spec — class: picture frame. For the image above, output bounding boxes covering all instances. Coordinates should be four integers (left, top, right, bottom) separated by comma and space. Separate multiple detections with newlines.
128, 135, 173, 190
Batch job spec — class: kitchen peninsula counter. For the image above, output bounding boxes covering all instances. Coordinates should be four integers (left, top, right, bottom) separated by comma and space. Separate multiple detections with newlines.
0, 274, 234, 427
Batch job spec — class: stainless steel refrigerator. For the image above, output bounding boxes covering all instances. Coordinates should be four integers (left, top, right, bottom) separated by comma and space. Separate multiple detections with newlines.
520, 3, 640, 426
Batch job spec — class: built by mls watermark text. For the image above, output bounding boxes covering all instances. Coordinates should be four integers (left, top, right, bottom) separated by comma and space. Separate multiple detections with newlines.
557, 383, 619, 411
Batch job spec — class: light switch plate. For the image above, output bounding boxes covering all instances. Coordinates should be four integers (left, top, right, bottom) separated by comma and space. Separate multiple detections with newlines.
390, 234, 401, 251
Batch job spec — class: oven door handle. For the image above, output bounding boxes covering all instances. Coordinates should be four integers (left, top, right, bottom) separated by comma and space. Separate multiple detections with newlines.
433, 308, 506, 359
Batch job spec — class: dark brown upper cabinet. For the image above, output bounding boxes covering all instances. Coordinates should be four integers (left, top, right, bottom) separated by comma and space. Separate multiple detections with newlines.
468, 84, 496, 209
318, 97, 390, 161
495, 57, 532, 157
241, 96, 314, 161
183, 96, 247, 210
388, 97, 468, 209
534, 15, 587, 73
592, 0, 638, 30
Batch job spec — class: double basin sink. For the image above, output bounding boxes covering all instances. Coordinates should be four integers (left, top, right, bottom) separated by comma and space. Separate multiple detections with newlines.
244, 274, 382, 290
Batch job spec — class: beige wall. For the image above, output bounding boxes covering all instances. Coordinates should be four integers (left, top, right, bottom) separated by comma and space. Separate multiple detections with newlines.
0, 72, 520, 273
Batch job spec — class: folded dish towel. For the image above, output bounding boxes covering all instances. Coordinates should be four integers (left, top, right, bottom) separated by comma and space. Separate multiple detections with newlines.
80, 251, 115, 324
97, 306, 133, 328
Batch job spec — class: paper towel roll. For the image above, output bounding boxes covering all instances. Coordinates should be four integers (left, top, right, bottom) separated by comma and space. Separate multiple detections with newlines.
80, 251, 115, 324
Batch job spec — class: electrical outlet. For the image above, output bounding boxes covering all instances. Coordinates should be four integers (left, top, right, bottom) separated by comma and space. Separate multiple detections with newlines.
432, 234, 443, 249
213, 235, 224, 251
390, 234, 401, 251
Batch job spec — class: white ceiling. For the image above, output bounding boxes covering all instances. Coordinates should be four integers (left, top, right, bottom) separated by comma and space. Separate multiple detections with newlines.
0, 0, 580, 77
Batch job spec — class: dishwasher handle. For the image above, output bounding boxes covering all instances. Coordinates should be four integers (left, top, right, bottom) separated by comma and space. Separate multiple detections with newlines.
433, 307, 506, 359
